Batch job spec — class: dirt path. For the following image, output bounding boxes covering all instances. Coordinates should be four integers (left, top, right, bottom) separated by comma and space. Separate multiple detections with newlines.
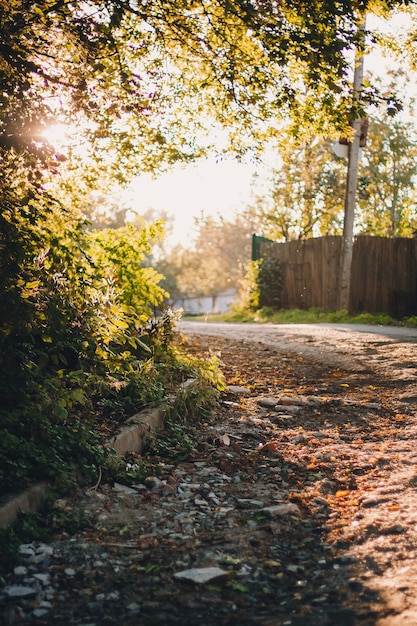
2, 323, 417, 625
179, 321, 417, 380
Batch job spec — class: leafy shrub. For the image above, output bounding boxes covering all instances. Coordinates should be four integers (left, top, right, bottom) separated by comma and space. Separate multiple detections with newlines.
0, 175, 221, 498
234, 258, 282, 313
257, 256, 282, 310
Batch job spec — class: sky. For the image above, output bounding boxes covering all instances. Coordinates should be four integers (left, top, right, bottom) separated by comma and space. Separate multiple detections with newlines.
124, 158, 268, 247
123, 11, 412, 248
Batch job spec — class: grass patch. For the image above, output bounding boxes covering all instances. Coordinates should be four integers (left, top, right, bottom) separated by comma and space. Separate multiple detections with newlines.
185, 307, 403, 326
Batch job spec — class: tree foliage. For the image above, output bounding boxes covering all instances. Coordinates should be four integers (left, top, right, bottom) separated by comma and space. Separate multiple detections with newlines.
246, 71, 417, 243
356, 74, 417, 236
88, 223, 168, 316
253, 137, 346, 241
1, 0, 412, 168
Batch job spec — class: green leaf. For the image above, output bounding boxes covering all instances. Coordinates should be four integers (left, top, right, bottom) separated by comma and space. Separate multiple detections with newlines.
53, 406, 68, 420
113, 318, 129, 329
70, 389, 85, 404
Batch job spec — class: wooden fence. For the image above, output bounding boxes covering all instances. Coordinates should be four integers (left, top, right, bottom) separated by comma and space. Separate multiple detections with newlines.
257, 235, 417, 318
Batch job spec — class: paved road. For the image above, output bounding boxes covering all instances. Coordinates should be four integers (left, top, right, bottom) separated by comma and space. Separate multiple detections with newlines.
178, 321, 417, 380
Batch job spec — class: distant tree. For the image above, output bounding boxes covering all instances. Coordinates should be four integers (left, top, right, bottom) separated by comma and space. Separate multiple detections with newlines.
154, 247, 185, 305
158, 210, 261, 303
357, 117, 417, 236
249, 137, 346, 242
356, 73, 417, 236
245, 70, 417, 243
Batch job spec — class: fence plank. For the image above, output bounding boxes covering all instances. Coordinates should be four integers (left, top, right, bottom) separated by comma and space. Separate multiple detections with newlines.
258, 235, 417, 317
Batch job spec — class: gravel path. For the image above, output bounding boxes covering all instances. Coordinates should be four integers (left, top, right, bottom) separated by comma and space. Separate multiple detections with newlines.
179, 321, 417, 379
2, 323, 417, 625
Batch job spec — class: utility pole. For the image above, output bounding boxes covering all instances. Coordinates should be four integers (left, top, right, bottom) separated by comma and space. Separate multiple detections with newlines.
337, 18, 366, 311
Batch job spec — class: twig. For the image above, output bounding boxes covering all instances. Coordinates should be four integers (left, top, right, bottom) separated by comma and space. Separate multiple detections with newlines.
93, 466, 102, 491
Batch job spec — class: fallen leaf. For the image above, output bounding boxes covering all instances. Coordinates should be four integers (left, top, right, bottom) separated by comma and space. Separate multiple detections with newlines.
261, 441, 280, 452
335, 490, 350, 498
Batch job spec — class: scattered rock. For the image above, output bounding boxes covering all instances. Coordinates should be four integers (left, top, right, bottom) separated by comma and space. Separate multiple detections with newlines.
257, 397, 278, 409
227, 385, 251, 395
274, 404, 302, 414
3, 585, 38, 598
173, 567, 231, 584
236, 498, 264, 509
279, 396, 307, 406
113, 482, 141, 495
3, 332, 417, 625
262, 503, 301, 517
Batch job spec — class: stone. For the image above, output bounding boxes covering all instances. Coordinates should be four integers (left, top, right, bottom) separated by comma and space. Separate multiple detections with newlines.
306, 396, 323, 404
257, 398, 278, 409
65, 568, 76, 576
279, 396, 306, 406
292, 435, 307, 444
262, 503, 300, 517
27, 543, 54, 564
382, 525, 405, 535
33, 573, 51, 585
274, 405, 301, 414
19, 544, 36, 558
236, 499, 264, 509
173, 567, 231, 584
360, 496, 386, 508
227, 385, 251, 395
33, 608, 50, 618
113, 483, 140, 495
107, 591, 120, 600
3, 585, 38, 597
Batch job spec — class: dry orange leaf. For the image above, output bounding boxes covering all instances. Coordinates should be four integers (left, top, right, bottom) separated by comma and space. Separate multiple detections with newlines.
261, 441, 280, 452
335, 490, 349, 498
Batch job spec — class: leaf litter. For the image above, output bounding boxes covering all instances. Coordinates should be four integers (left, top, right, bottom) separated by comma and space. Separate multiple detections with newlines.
3, 332, 417, 625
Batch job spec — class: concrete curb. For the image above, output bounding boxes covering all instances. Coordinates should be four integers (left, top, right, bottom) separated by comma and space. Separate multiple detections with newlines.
109, 406, 165, 456
0, 483, 48, 529
0, 406, 165, 529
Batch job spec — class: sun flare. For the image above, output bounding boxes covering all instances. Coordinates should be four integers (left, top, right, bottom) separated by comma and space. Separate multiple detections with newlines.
41, 123, 73, 150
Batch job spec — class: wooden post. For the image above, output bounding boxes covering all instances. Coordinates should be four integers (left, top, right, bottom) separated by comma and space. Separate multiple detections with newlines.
337, 18, 366, 311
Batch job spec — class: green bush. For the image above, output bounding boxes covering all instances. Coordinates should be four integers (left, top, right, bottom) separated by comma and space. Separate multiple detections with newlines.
257, 257, 282, 310
0, 175, 222, 498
